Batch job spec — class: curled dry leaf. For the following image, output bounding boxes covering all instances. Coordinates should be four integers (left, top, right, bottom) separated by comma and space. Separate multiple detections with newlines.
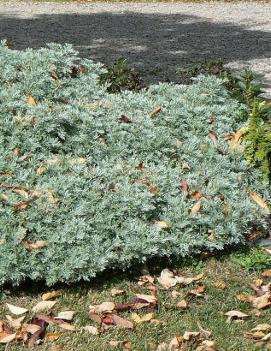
189, 285, 206, 297
183, 331, 200, 341
131, 313, 154, 324
230, 127, 247, 149
32, 300, 57, 313
89, 302, 115, 314
6, 303, 28, 316
82, 326, 99, 335
110, 289, 126, 297
135, 294, 157, 305
13, 187, 29, 198
176, 272, 204, 285
158, 269, 177, 289
225, 310, 249, 322
55, 311, 75, 321
37, 164, 46, 175
249, 192, 270, 212
42, 290, 63, 301
191, 191, 204, 200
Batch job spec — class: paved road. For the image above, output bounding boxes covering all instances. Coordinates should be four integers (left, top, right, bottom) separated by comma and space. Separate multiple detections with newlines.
0, 1, 270, 95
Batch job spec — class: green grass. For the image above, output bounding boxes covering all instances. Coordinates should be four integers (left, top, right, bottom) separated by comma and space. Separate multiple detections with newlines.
1, 247, 271, 351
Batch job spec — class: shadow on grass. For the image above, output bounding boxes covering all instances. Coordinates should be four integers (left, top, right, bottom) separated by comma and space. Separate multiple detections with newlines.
0, 10, 270, 83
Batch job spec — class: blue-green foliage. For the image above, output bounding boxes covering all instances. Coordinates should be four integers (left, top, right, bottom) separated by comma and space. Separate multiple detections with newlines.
0, 42, 270, 286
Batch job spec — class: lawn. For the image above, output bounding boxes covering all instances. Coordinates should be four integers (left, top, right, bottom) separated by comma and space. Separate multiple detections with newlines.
1, 247, 271, 350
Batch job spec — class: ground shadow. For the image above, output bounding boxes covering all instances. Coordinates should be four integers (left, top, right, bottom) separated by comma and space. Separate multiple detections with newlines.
0, 11, 270, 83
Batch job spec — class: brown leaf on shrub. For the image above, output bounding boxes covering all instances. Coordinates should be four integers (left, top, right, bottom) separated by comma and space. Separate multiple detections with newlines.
15, 201, 29, 211
149, 107, 161, 118
190, 201, 202, 215
22, 240, 48, 252
208, 130, 219, 143
155, 221, 170, 230
13, 187, 29, 198
118, 115, 132, 123
26, 96, 37, 106
191, 191, 204, 200
180, 178, 189, 195
249, 192, 270, 212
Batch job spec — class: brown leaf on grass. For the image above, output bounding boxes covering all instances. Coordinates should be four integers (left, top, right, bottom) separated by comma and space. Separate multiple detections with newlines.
176, 300, 188, 309
55, 311, 75, 321
249, 192, 270, 212
22, 240, 48, 251
251, 324, 271, 332
149, 107, 161, 118
89, 302, 115, 314
24, 324, 41, 334
45, 332, 63, 341
109, 340, 131, 349
0, 332, 17, 344
6, 315, 25, 330
118, 115, 132, 123
237, 294, 255, 303
57, 322, 76, 331
109, 314, 134, 329
6, 303, 28, 316
42, 290, 63, 301
110, 289, 126, 297
252, 292, 271, 310
262, 270, 271, 277
180, 178, 189, 195
32, 301, 57, 313
190, 201, 202, 215
253, 279, 263, 288
197, 322, 212, 339
213, 280, 227, 289
26, 96, 37, 106
131, 313, 154, 324
82, 326, 99, 335
158, 269, 177, 289
208, 130, 219, 143
183, 331, 200, 340
88, 312, 103, 325
189, 285, 206, 297
225, 310, 249, 322
244, 331, 266, 340
176, 272, 204, 285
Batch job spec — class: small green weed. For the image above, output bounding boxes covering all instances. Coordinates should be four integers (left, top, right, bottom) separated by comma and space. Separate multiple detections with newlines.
230, 247, 271, 271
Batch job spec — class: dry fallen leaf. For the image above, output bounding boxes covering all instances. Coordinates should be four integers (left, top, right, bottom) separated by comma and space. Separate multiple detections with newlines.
262, 270, 271, 277
131, 313, 154, 324
225, 310, 249, 322
26, 96, 37, 106
158, 269, 177, 289
110, 314, 134, 329
230, 127, 246, 149
32, 300, 57, 313
109, 340, 131, 349
24, 323, 41, 334
213, 280, 226, 289
55, 311, 75, 321
237, 294, 255, 303
249, 192, 270, 212
22, 240, 48, 251
155, 221, 170, 230
251, 324, 271, 332
0, 332, 17, 344
183, 331, 200, 341
89, 302, 115, 314
190, 201, 202, 215
135, 294, 157, 304
171, 290, 181, 298
82, 326, 99, 335
58, 322, 76, 331
6, 303, 28, 316
149, 106, 161, 118
138, 275, 155, 286
176, 300, 188, 309
6, 315, 25, 329
42, 290, 63, 301
45, 332, 63, 341
191, 191, 204, 200
252, 292, 271, 310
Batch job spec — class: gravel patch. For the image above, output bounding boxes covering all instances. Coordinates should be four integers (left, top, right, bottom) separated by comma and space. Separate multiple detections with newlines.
0, 1, 270, 95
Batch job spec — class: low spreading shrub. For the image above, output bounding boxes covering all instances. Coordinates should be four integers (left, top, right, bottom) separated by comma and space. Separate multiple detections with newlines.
0, 42, 270, 286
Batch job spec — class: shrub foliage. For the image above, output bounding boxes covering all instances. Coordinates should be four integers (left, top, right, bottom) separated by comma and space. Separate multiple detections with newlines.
0, 43, 270, 286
